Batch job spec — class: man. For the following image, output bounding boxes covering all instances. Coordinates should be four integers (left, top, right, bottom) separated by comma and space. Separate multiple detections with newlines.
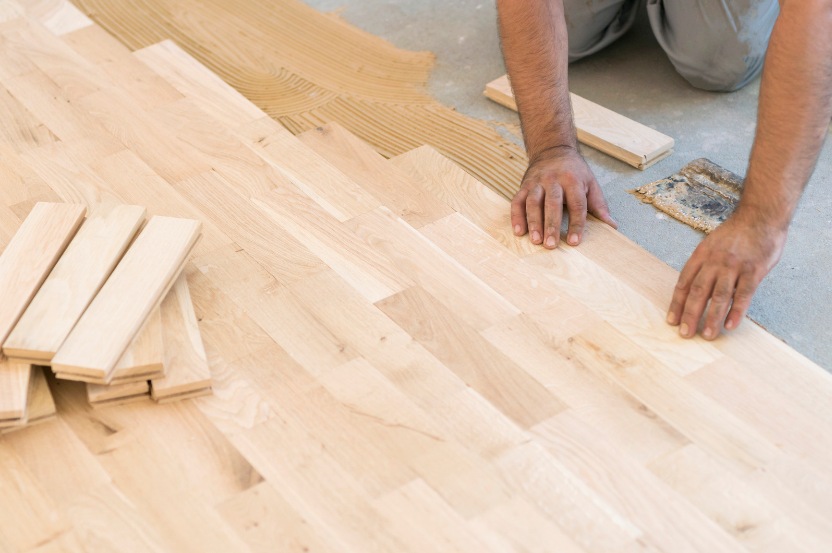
497, 0, 832, 340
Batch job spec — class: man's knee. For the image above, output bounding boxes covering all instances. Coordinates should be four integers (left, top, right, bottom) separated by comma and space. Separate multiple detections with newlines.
647, 0, 780, 92
563, 0, 640, 61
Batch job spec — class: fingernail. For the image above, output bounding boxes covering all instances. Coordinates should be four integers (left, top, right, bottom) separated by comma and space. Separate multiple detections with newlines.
532, 231, 541, 243
666, 312, 675, 324
514, 224, 521, 235
546, 235, 555, 247
703, 327, 713, 339
680, 323, 689, 337
725, 319, 736, 330
568, 234, 578, 245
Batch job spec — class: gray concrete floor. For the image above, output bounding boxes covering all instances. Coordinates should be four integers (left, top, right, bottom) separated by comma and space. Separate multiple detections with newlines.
303, 0, 832, 372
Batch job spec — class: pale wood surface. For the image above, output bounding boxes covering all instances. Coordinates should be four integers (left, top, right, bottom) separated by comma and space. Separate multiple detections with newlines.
0, 201, 85, 347
4, 203, 146, 362
151, 272, 211, 400
0, 8, 829, 552
485, 74, 674, 169
52, 215, 201, 382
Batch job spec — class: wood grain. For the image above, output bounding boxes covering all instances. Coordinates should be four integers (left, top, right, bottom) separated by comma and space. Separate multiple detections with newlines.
0, 201, 86, 348
0, 12, 826, 551
484, 74, 674, 169
52, 215, 201, 382
4, 203, 146, 362
151, 272, 212, 401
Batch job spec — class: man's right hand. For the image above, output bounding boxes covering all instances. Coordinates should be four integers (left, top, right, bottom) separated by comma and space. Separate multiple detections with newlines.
511, 146, 617, 249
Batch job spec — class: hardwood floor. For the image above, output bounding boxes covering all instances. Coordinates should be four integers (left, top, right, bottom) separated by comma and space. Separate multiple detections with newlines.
0, 2, 830, 551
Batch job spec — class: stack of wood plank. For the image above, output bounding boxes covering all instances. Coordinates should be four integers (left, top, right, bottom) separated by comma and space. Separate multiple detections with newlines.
0, 198, 212, 430
0, 1, 830, 551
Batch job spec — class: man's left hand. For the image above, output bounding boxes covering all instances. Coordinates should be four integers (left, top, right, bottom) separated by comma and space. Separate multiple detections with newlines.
666, 209, 788, 340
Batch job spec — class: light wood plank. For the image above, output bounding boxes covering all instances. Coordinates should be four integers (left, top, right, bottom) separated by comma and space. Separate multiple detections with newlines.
420, 212, 600, 336
19, 0, 93, 36
62, 24, 183, 110
391, 145, 539, 256
235, 116, 381, 222
0, 201, 86, 347
87, 380, 150, 405
215, 481, 339, 553
347, 206, 520, 331
151, 272, 212, 401
494, 441, 643, 552
484, 75, 674, 169
133, 39, 266, 129
0, 439, 68, 551
481, 312, 690, 466
525, 245, 722, 376
174, 170, 324, 285
298, 121, 454, 228
0, 82, 58, 152
532, 411, 748, 553
251, 187, 414, 303
76, 87, 213, 183
376, 285, 566, 429
89, 148, 233, 258
2, 67, 124, 155
111, 306, 164, 383
1, 365, 56, 433
52, 215, 202, 382
0, 358, 31, 421
4, 203, 146, 362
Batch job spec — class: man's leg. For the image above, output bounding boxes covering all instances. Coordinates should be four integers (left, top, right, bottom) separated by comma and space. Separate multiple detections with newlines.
564, 0, 642, 62
647, 0, 780, 91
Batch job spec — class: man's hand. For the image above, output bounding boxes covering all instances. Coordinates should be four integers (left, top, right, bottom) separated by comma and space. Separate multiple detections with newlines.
511, 146, 617, 249
667, 209, 787, 340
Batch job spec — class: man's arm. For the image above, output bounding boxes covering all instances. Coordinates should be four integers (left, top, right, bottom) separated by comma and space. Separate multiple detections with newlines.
497, 0, 616, 250
668, 0, 832, 340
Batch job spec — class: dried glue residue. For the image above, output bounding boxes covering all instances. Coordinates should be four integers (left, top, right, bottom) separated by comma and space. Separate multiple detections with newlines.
71, 0, 529, 198
631, 158, 744, 233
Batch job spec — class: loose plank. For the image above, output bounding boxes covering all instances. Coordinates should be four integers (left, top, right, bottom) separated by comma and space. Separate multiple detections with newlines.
4, 203, 146, 362
151, 273, 212, 402
0, 201, 86, 347
0, 359, 32, 421
52, 215, 202, 382
0, 366, 56, 434
111, 306, 164, 383
484, 75, 674, 169
86, 380, 150, 408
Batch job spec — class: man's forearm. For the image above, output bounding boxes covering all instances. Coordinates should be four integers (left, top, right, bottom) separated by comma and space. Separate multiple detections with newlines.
497, 0, 575, 158
740, 0, 832, 228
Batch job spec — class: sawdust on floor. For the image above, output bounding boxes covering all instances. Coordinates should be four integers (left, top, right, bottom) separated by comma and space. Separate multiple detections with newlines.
71, 0, 528, 199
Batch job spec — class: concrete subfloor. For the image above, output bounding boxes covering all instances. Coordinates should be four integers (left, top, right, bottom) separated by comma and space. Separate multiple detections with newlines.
303, 0, 832, 371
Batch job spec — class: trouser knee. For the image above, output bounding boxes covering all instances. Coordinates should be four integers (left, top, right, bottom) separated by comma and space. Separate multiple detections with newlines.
646, 0, 780, 91
562, 0, 640, 61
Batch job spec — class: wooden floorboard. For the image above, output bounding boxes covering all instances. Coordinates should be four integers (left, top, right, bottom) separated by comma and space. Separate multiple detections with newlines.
0, 8, 830, 552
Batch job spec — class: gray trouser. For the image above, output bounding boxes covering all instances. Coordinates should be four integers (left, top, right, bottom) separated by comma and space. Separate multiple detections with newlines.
564, 0, 780, 91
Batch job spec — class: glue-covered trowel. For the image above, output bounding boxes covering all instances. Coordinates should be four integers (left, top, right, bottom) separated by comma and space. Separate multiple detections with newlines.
632, 158, 744, 233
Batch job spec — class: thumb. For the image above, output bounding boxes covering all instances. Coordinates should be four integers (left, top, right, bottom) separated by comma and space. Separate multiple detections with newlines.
587, 179, 617, 229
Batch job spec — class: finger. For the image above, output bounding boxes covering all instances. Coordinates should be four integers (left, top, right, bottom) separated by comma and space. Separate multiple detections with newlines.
587, 179, 618, 229
543, 185, 563, 249
511, 186, 530, 236
525, 185, 545, 245
667, 252, 705, 326
725, 273, 758, 331
563, 183, 588, 246
678, 269, 718, 338
702, 272, 739, 340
